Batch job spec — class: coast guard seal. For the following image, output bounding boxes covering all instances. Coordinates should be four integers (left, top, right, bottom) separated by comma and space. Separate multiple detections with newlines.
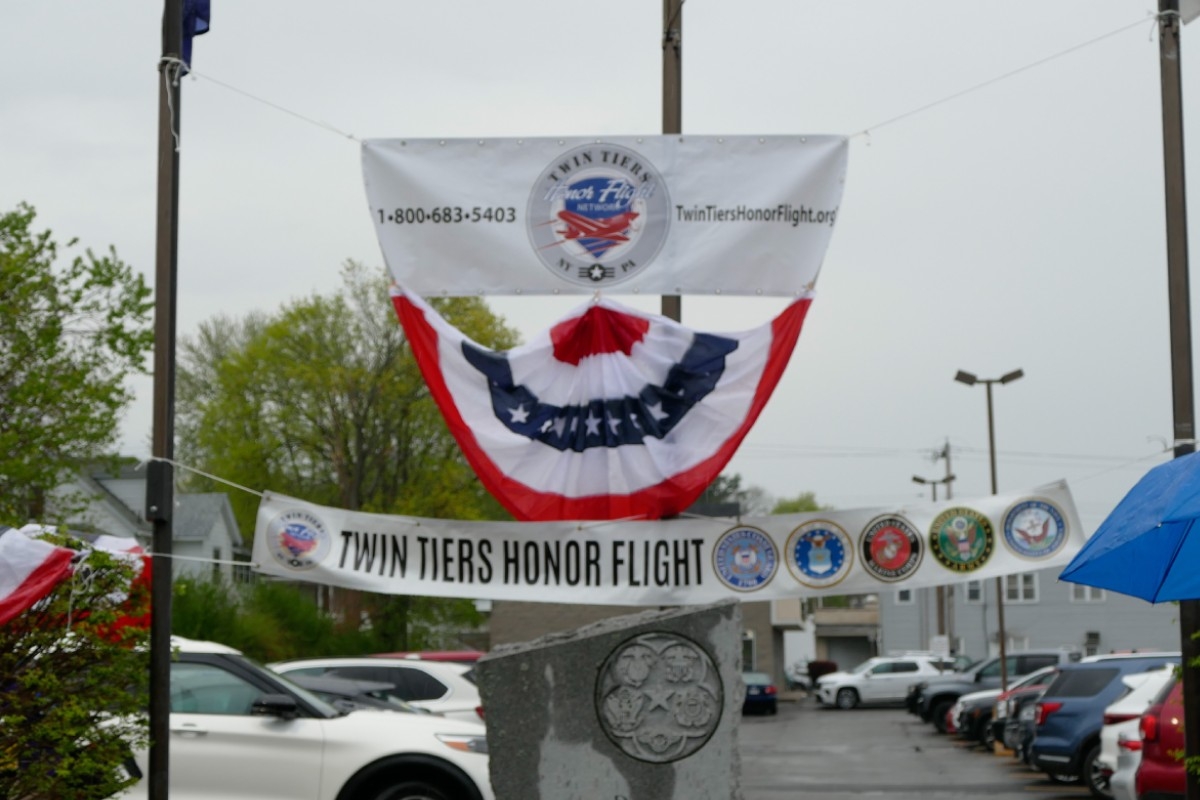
527, 143, 671, 288
713, 526, 778, 592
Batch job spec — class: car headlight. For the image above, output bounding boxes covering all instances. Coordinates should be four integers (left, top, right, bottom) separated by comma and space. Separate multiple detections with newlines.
436, 733, 488, 755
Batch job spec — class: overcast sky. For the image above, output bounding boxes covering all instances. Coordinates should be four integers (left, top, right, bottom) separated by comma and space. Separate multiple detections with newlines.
4, 0, 1197, 536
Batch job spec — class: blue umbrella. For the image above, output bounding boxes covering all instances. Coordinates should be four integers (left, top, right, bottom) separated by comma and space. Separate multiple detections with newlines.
1060, 450, 1200, 603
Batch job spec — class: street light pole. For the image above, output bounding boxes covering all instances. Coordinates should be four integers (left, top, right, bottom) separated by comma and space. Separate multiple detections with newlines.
913, 472, 956, 639
955, 368, 1024, 690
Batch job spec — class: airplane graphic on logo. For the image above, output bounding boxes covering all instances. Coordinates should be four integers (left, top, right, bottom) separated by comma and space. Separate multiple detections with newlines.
555, 209, 640, 245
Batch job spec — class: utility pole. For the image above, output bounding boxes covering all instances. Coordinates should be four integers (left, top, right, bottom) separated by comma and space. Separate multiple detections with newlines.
146, 1, 183, 796
1157, 4, 1199, 798
662, 0, 682, 324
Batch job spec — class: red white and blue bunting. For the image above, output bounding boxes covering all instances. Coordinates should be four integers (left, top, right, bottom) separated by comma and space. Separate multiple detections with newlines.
392, 285, 811, 521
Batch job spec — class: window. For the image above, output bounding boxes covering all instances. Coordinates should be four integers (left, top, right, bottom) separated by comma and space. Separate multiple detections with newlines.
1004, 572, 1038, 603
1071, 584, 1106, 602
895, 588, 914, 604
965, 580, 983, 604
171, 662, 263, 715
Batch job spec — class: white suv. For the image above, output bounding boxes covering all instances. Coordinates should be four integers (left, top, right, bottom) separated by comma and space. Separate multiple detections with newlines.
123, 638, 493, 800
814, 655, 959, 709
270, 656, 484, 724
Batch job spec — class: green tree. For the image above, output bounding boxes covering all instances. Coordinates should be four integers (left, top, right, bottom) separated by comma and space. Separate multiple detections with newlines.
695, 473, 773, 516
0, 537, 149, 800
175, 261, 517, 643
772, 492, 827, 515
0, 204, 153, 523
176, 261, 518, 534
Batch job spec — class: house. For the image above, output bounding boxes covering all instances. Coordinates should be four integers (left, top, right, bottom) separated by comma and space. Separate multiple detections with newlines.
46, 461, 248, 582
878, 566, 1181, 659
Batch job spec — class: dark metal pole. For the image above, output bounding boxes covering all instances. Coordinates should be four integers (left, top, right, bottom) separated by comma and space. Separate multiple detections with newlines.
1157, 3, 1200, 798
662, 0, 682, 323
984, 381, 1009, 692
147, 1, 182, 796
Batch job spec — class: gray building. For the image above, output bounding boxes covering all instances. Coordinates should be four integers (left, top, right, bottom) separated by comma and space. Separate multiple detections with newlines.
878, 566, 1181, 660
46, 462, 249, 582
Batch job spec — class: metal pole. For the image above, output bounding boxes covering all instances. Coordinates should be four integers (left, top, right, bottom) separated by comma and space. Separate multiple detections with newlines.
662, 0, 682, 323
985, 381, 1009, 691
942, 441, 954, 647
146, 1, 182, 796
1157, 3, 1200, 798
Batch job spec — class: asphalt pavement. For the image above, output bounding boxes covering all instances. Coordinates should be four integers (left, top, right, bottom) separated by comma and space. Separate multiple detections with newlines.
737, 693, 1091, 800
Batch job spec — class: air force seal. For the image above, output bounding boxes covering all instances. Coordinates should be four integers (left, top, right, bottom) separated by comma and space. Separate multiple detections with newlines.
1002, 499, 1067, 559
930, 507, 994, 573
713, 526, 778, 592
786, 520, 853, 588
527, 143, 670, 288
264, 509, 332, 571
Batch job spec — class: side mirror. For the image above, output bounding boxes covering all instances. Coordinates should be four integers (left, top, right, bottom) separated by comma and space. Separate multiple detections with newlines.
252, 694, 301, 720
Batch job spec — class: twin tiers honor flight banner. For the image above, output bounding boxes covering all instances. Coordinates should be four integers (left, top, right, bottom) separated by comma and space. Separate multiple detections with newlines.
252, 482, 1087, 605
361, 135, 849, 297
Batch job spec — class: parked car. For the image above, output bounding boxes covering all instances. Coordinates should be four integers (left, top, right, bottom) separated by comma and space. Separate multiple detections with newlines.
814, 654, 958, 709
953, 665, 1058, 748
285, 673, 434, 715
1110, 729, 1144, 800
1096, 665, 1175, 796
371, 650, 485, 663
1135, 674, 1186, 800
270, 656, 485, 723
741, 671, 779, 715
1030, 655, 1179, 798
992, 666, 1061, 754
124, 637, 492, 800
907, 649, 1081, 733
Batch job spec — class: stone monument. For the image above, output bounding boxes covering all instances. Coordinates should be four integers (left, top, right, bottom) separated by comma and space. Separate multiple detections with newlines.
476, 600, 743, 800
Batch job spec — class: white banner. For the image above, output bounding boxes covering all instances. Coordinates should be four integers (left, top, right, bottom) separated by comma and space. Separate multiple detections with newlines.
252, 481, 1085, 605
361, 135, 849, 297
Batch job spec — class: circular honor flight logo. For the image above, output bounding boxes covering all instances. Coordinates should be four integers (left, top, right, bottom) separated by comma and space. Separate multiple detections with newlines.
930, 507, 995, 573
265, 509, 333, 571
786, 520, 853, 589
860, 515, 923, 583
1003, 499, 1067, 559
527, 143, 670, 288
713, 526, 778, 592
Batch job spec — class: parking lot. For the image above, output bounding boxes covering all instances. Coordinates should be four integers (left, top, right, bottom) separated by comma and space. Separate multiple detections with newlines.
738, 695, 1091, 800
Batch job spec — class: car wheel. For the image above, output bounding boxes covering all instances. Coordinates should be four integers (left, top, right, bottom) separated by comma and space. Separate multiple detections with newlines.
980, 721, 995, 750
1046, 771, 1081, 785
835, 688, 859, 710
1082, 742, 1112, 799
367, 781, 452, 800
931, 700, 954, 733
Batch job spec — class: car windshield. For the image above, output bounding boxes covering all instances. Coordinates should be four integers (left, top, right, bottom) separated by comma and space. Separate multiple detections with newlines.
743, 672, 772, 684
849, 660, 879, 675
236, 655, 343, 717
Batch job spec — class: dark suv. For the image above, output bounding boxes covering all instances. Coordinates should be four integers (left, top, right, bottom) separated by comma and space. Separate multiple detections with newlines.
907, 649, 1081, 734
1030, 655, 1179, 798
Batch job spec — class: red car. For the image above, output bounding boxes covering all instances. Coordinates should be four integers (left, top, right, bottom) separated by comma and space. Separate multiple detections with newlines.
1136, 676, 1184, 800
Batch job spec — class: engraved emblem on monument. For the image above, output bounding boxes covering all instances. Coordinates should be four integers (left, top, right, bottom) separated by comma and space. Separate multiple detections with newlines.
595, 632, 723, 763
